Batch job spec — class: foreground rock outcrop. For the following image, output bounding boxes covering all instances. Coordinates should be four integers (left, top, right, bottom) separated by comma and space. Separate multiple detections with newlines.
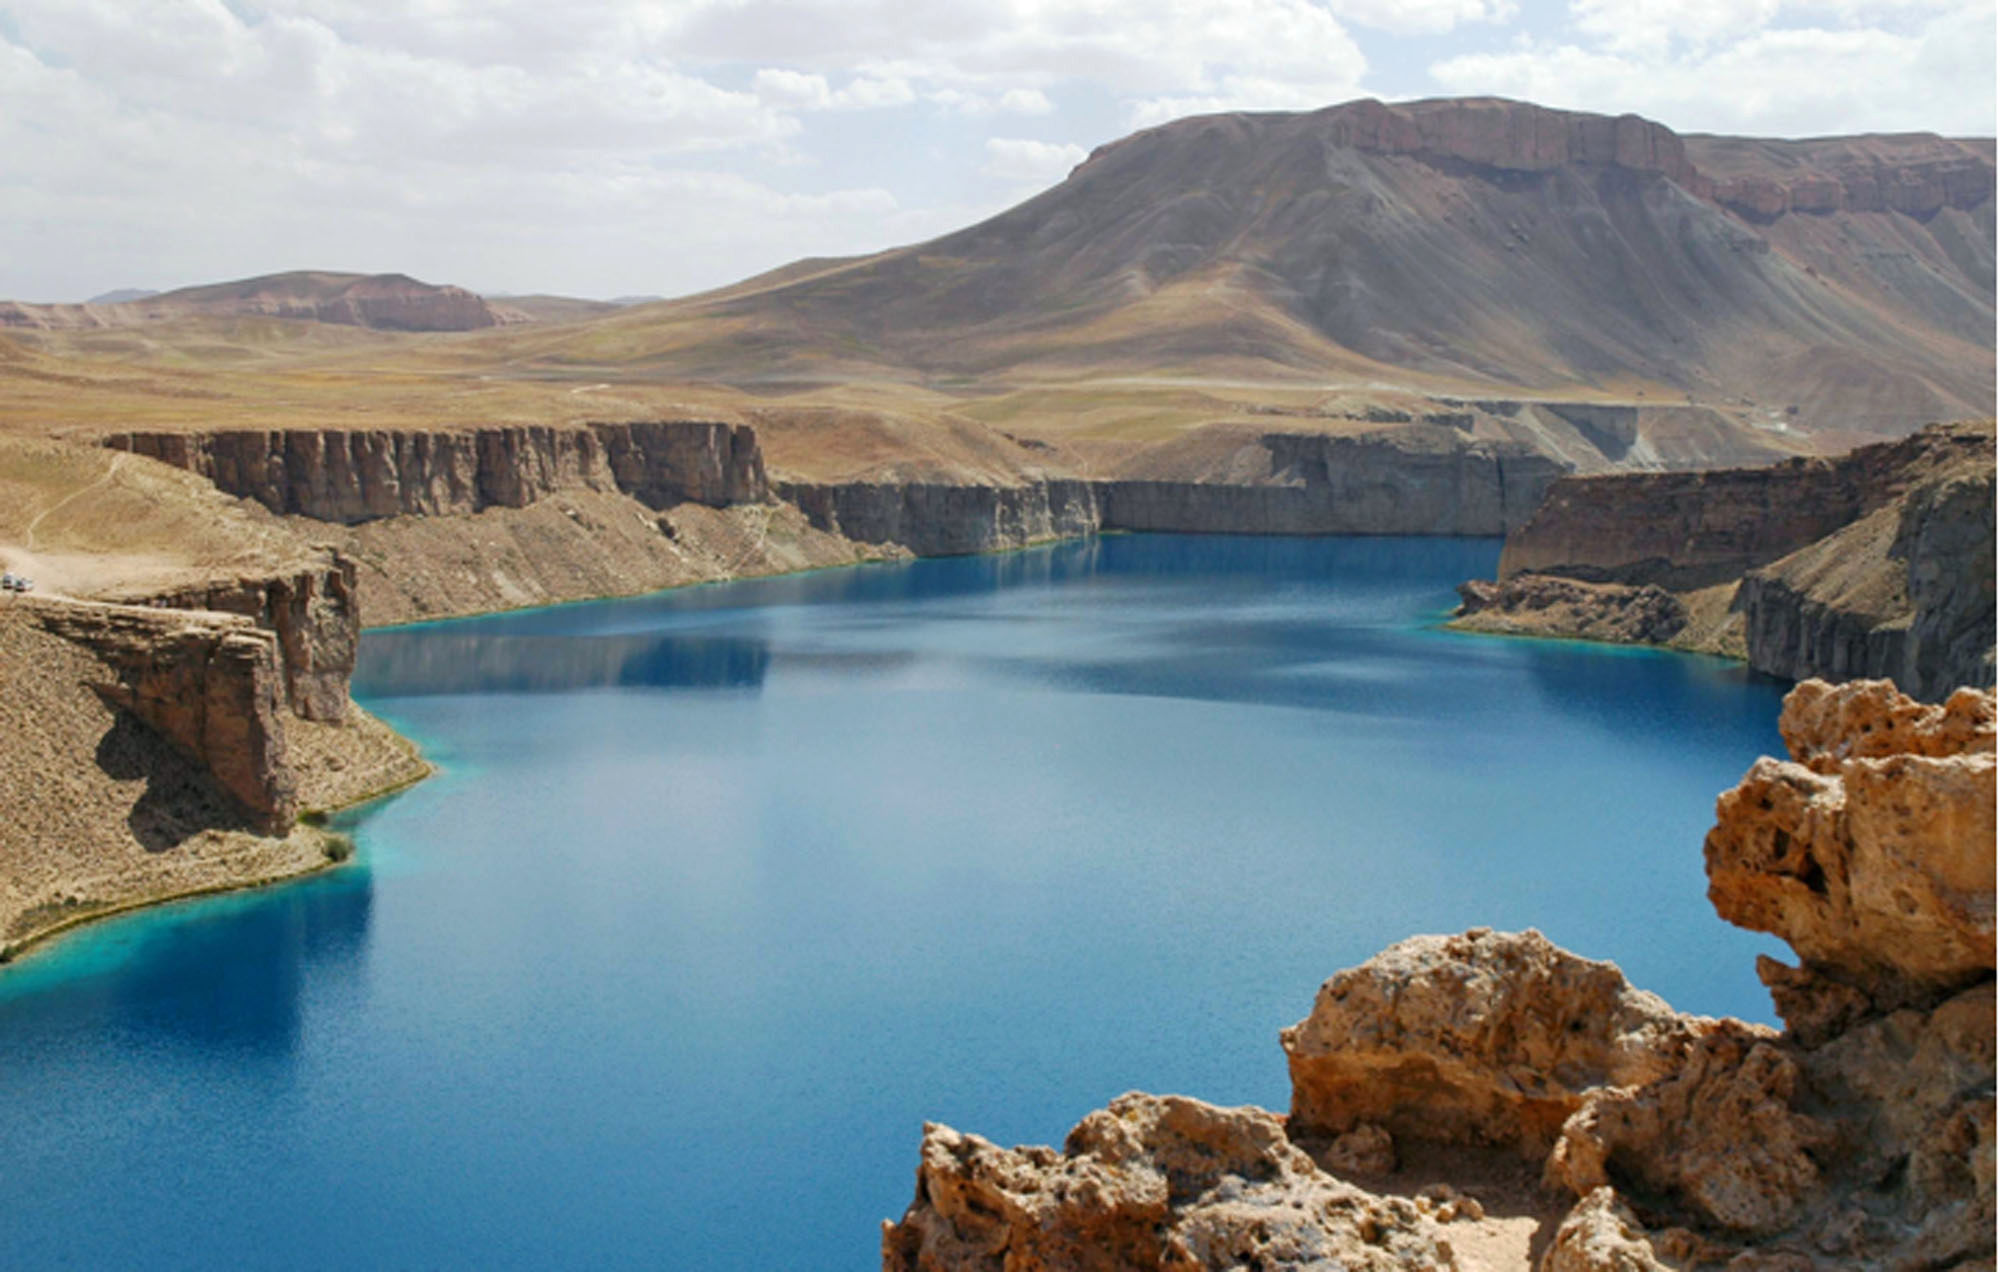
886, 679, 1995, 1270
885, 1095, 1457, 1272
1456, 421, 1996, 699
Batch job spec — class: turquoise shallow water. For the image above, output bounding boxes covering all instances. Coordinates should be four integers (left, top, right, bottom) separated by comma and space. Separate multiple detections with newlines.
0, 535, 1787, 1269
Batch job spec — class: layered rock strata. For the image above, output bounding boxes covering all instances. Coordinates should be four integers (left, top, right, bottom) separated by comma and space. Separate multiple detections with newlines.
887, 679, 1996, 1270
31, 600, 298, 832
1496, 423, 1988, 589
103, 556, 360, 722
775, 479, 1101, 557
1462, 421, 1996, 698
105, 420, 768, 524
783, 429, 1567, 555
1737, 460, 1997, 702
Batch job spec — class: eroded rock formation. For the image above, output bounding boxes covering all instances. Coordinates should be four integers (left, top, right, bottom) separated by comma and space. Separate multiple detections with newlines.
104, 556, 360, 722
105, 420, 768, 525
33, 601, 297, 832
884, 1094, 1456, 1272
777, 478, 1101, 557
887, 679, 1996, 1270
1706, 678, 1995, 1021
1282, 929, 1697, 1159
1464, 421, 1996, 699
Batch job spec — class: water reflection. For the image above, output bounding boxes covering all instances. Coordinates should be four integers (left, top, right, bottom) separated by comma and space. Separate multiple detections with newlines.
0, 867, 372, 1055
357, 633, 771, 697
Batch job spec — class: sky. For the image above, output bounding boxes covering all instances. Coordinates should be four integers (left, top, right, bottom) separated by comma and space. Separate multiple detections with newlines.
1, 0, 1992, 303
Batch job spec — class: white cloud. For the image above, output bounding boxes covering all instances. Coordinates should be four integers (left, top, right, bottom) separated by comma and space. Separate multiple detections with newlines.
0, 0, 1988, 303
981, 137, 1088, 185
1327, 0, 1518, 36
1430, 0, 1995, 136
998, 87, 1055, 115
663, 0, 1371, 103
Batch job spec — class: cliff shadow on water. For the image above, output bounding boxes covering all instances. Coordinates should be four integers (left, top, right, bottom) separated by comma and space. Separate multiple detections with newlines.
0, 863, 372, 1056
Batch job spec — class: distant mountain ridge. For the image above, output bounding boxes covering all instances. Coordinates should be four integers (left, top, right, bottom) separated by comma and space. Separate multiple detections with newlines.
1, 270, 526, 333
582, 96, 1992, 444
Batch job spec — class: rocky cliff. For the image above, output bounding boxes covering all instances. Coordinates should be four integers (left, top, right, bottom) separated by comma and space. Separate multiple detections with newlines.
106, 421, 768, 525
1496, 423, 1990, 588
886, 678, 1996, 1270
1737, 462, 1997, 702
30, 600, 298, 833
777, 478, 1101, 557
102, 556, 361, 723
1462, 421, 1996, 699
1101, 429, 1565, 538
780, 426, 1567, 555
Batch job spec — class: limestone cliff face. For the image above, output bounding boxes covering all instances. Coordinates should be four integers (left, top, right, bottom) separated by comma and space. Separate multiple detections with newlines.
1738, 465, 1997, 702
1102, 428, 1565, 539
106, 556, 360, 723
33, 602, 297, 832
105, 421, 768, 525
780, 429, 1563, 556
889, 680, 1996, 1271
776, 478, 1100, 557
1477, 421, 1995, 699
1494, 426, 1979, 588
1101, 434, 1561, 538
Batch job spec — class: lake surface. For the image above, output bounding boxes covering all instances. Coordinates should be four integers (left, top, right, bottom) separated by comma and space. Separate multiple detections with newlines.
0, 535, 1789, 1270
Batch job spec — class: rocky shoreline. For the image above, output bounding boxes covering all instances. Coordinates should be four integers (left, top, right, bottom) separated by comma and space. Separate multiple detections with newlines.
1453, 421, 1997, 701
885, 678, 1997, 1270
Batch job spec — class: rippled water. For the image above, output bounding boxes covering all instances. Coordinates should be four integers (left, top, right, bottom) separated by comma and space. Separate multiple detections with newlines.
0, 535, 1788, 1269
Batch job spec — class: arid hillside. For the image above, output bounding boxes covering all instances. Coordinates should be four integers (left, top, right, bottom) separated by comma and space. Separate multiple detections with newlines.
499, 97, 1992, 447
0, 270, 528, 333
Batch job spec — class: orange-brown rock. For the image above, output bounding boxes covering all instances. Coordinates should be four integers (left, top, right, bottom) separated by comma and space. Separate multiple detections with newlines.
1281, 929, 1696, 1158
888, 678, 1995, 1271
103, 556, 360, 723
33, 600, 298, 832
881, 1094, 1454, 1272
1546, 1026, 1829, 1235
1706, 678, 1996, 1016
1540, 1189, 1675, 1272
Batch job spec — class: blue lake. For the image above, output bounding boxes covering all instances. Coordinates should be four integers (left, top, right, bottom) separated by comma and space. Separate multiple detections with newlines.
0, 535, 1788, 1269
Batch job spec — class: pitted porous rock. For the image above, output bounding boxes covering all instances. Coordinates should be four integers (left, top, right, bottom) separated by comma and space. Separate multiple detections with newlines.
1706, 679, 1995, 1017
1281, 928, 1697, 1157
881, 1094, 1454, 1272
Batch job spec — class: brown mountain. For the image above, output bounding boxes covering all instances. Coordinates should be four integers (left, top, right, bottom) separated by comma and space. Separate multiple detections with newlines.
573, 97, 1992, 445
0, 270, 525, 333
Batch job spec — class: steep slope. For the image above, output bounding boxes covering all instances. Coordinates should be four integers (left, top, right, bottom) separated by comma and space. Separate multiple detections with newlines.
569, 97, 1992, 442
